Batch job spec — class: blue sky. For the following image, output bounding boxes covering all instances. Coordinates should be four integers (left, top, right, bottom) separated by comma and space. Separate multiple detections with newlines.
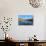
18, 15, 33, 19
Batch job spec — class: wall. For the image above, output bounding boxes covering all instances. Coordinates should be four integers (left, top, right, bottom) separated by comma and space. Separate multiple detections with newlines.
8, 14, 45, 40
0, 0, 46, 40
44, 16, 46, 40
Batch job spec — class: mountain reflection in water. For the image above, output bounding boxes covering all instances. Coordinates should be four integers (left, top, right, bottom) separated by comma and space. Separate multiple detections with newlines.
19, 20, 33, 25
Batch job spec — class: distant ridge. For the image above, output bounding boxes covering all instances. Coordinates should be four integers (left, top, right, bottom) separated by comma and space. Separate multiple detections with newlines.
18, 18, 24, 22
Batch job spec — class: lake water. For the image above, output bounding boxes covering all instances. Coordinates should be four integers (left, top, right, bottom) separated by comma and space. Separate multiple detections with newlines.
19, 20, 33, 25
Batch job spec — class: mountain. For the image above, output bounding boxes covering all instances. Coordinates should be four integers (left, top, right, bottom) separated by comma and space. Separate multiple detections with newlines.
25, 19, 33, 21
18, 18, 24, 22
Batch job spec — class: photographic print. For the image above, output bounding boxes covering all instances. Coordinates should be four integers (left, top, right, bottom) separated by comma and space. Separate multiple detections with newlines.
18, 15, 33, 25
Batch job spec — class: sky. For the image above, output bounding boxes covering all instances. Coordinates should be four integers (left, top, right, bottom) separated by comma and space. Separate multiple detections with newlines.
18, 15, 33, 19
